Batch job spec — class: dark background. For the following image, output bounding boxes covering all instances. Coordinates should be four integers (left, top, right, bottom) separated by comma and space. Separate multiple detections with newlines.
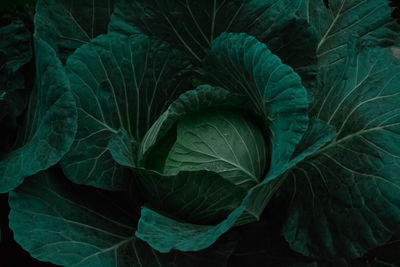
0, 0, 400, 266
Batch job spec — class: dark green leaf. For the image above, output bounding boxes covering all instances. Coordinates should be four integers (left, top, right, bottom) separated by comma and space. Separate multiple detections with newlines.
0, 22, 31, 74
139, 85, 246, 167
135, 120, 334, 253
108, 0, 249, 61
134, 168, 247, 225
0, 36, 77, 193
8, 168, 236, 267
298, 0, 399, 65
60, 32, 192, 190
0, 22, 32, 119
164, 111, 267, 190
110, 0, 319, 91
278, 44, 400, 259
35, 0, 116, 62
0, 22, 32, 159
109, 0, 315, 65
209, 32, 309, 175
108, 128, 136, 168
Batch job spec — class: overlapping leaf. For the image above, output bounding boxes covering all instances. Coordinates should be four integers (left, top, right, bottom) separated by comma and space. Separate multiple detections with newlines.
209, 32, 309, 174
134, 34, 334, 254
134, 169, 247, 225
3, 0, 400, 265
134, 118, 334, 253
298, 0, 399, 65
0, 22, 32, 159
278, 44, 400, 259
8, 169, 236, 267
61, 32, 192, 190
138, 85, 246, 168
35, 0, 116, 62
0, 37, 76, 193
164, 111, 267, 190
109, 0, 318, 87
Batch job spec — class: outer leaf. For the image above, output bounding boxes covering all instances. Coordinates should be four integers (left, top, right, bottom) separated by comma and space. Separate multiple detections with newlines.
139, 85, 246, 166
0, 22, 32, 157
61, 33, 191, 190
257, 18, 318, 90
35, 0, 116, 62
134, 169, 247, 224
135, 120, 335, 253
0, 36, 77, 193
209, 32, 309, 175
238, 119, 336, 226
110, 0, 287, 61
298, 0, 399, 65
0, 22, 31, 83
164, 111, 267, 190
278, 45, 400, 258
108, 128, 136, 168
8, 169, 236, 267
108, 0, 318, 87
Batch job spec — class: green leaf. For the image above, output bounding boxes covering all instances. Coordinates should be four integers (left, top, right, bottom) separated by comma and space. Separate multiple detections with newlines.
139, 85, 246, 166
136, 205, 246, 254
108, 128, 136, 168
0, 36, 77, 193
278, 44, 400, 259
256, 18, 318, 91
60, 32, 192, 190
8, 168, 236, 267
108, 0, 248, 61
134, 168, 247, 225
164, 111, 267, 190
109, 0, 314, 65
0, 22, 31, 74
35, 0, 116, 62
238, 119, 336, 225
109, 0, 318, 91
298, 0, 399, 65
209, 32, 309, 175
0, 22, 32, 118
290, 119, 337, 160
135, 120, 334, 253
0, 22, 32, 158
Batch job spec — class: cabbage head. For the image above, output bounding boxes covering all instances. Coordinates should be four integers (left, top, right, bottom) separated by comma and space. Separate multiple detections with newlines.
2, 0, 400, 266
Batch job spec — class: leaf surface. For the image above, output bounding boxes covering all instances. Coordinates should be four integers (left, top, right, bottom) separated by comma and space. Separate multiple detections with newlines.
135, 120, 334, 253
209, 32, 309, 175
0, 37, 77, 193
139, 85, 246, 167
61, 32, 191, 190
278, 44, 400, 259
0, 22, 32, 158
164, 111, 266, 190
8, 169, 236, 267
134, 169, 247, 225
35, 0, 116, 62
298, 0, 399, 65
109, 0, 318, 87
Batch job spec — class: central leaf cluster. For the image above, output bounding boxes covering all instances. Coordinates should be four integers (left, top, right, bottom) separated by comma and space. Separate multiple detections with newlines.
164, 111, 267, 190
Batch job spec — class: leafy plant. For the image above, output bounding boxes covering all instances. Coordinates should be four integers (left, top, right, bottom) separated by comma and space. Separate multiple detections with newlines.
1, 0, 400, 266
